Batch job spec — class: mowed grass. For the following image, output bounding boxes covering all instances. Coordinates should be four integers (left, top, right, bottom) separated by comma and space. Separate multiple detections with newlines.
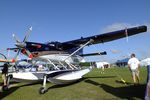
0, 67, 148, 100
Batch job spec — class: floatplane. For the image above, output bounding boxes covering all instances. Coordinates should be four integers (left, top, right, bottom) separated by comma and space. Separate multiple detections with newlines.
0, 25, 147, 94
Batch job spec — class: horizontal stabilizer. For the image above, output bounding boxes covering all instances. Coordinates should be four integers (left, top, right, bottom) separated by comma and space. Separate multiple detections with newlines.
80, 51, 107, 57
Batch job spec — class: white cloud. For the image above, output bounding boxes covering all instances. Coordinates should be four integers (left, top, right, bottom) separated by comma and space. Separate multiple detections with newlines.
110, 49, 121, 54
145, 23, 150, 32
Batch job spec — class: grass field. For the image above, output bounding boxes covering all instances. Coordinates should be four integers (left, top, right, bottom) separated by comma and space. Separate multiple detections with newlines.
0, 67, 148, 100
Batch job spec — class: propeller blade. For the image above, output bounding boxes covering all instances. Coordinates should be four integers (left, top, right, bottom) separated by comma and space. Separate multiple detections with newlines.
25, 49, 33, 58
13, 49, 21, 62
23, 26, 32, 42
12, 34, 20, 43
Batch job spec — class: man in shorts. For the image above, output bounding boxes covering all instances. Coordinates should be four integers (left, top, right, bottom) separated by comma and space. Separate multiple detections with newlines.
128, 53, 140, 85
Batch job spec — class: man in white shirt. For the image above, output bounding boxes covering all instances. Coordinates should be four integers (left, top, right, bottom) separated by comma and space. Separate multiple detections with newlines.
128, 53, 140, 85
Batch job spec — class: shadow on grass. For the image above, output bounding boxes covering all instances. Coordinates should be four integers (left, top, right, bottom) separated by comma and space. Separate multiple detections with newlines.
85, 79, 146, 100
0, 75, 118, 97
0, 79, 84, 98
0, 82, 41, 99
46, 76, 116, 91
1, 76, 145, 99
0, 86, 18, 99
85, 76, 116, 79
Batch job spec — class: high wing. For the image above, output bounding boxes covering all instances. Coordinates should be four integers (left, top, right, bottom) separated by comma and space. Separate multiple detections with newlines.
6, 25, 147, 58
62, 25, 147, 46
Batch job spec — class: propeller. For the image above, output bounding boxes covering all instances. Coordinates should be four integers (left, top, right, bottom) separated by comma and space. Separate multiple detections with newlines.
12, 27, 33, 60
23, 26, 32, 42
12, 34, 20, 43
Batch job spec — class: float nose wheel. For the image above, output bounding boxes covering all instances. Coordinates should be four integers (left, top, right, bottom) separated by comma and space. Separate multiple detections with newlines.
39, 74, 47, 94
39, 87, 47, 94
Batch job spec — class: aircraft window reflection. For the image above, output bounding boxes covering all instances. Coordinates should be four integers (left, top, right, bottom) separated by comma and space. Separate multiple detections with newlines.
16, 60, 32, 72
14, 58, 78, 72
32, 60, 50, 71
15, 59, 51, 72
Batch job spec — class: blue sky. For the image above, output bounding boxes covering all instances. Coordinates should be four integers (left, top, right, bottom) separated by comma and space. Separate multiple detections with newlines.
0, 0, 150, 62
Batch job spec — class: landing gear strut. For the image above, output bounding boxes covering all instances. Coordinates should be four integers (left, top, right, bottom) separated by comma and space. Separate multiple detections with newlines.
39, 74, 47, 94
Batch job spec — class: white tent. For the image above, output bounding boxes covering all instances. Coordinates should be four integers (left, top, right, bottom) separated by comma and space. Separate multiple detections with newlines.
140, 58, 150, 66
95, 61, 110, 68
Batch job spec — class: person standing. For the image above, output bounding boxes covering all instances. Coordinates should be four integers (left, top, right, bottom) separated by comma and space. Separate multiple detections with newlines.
128, 53, 140, 85
1, 63, 9, 88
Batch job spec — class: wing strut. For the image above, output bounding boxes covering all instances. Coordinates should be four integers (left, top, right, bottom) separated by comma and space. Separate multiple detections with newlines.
64, 39, 94, 61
